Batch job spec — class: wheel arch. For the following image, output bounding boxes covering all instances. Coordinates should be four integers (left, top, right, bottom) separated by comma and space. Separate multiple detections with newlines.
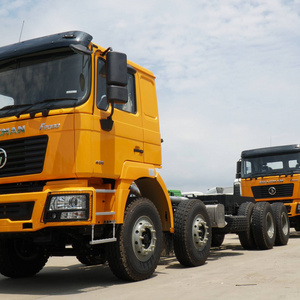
114, 162, 174, 232
134, 175, 173, 232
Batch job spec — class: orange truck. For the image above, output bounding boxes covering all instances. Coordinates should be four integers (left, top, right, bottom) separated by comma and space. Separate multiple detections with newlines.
236, 145, 296, 247
0, 31, 213, 281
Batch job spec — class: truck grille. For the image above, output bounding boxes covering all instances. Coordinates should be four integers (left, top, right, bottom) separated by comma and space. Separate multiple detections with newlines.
0, 181, 46, 194
0, 136, 48, 178
0, 202, 34, 220
251, 183, 294, 199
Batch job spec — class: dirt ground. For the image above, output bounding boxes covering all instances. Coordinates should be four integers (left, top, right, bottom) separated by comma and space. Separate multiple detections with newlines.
1, 230, 300, 300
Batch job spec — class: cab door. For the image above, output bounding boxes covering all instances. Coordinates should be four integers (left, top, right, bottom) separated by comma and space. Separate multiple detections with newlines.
93, 57, 144, 179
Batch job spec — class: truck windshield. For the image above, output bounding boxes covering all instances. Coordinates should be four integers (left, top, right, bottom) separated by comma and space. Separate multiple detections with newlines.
0, 49, 91, 118
241, 152, 300, 178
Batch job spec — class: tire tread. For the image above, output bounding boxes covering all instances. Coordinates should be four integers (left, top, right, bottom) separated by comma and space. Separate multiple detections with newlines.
251, 202, 275, 250
107, 198, 162, 281
174, 200, 211, 267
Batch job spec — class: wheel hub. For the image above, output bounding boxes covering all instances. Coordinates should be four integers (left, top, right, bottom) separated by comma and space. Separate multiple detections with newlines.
132, 216, 157, 261
14, 239, 39, 260
266, 211, 275, 239
281, 211, 289, 236
192, 214, 209, 250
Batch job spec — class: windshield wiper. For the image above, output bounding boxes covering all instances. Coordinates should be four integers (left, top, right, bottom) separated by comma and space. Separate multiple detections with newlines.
15, 97, 78, 118
0, 103, 30, 113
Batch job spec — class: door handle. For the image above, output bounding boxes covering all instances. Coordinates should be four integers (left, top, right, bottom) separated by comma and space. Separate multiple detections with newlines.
134, 148, 144, 154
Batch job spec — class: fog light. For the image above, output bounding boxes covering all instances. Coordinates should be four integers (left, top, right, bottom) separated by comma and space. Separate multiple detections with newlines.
61, 211, 87, 220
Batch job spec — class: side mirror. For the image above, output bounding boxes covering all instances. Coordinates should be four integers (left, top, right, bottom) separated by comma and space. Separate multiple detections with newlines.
106, 51, 128, 104
100, 51, 128, 131
236, 160, 241, 179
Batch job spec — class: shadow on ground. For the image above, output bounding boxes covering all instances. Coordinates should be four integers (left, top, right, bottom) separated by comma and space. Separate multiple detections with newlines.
208, 241, 245, 261
1, 232, 289, 296
0, 262, 123, 296
159, 237, 245, 271
0, 239, 245, 296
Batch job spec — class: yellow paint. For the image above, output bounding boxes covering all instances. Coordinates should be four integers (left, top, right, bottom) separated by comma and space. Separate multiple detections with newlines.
241, 176, 300, 217
0, 38, 173, 234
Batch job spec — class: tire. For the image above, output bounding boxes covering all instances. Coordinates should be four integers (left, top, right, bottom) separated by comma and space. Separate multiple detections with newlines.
75, 244, 106, 266
272, 202, 290, 246
238, 202, 256, 250
174, 199, 211, 267
251, 202, 276, 250
211, 232, 225, 247
107, 198, 162, 281
225, 215, 249, 233
0, 238, 49, 278
77, 253, 106, 266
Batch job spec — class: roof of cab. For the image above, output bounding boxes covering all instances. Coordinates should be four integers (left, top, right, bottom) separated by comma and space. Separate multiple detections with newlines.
0, 31, 92, 62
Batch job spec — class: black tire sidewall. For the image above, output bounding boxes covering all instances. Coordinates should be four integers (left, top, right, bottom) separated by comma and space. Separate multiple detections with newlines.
272, 202, 290, 246
238, 202, 256, 250
0, 238, 48, 278
211, 232, 225, 247
122, 200, 162, 274
252, 202, 275, 250
174, 200, 211, 266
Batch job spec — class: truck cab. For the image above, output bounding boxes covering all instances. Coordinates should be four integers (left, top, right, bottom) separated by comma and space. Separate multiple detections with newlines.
237, 144, 300, 230
0, 31, 175, 280
0, 31, 212, 281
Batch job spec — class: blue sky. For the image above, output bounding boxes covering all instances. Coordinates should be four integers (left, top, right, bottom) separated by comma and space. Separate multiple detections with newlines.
1, 0, 300, 192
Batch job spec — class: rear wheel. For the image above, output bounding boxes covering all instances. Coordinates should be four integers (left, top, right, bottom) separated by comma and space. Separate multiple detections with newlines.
174, 200, 211, 267
238, 202, 256, 250
251, 202, 275, 250
0, 238, 49, 278
272, 202, 289, 246
211, 232, 225, 247
107, 198, 162, 281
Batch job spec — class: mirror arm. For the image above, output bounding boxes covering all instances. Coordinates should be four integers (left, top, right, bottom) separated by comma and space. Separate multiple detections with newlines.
100, 47, 113, 57
109, 102, 115, 118
100, 102, 115, 131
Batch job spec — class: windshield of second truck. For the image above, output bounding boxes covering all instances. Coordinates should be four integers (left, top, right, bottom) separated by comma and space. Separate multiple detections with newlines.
0, 49, 91, 118
242, 152, 300, 178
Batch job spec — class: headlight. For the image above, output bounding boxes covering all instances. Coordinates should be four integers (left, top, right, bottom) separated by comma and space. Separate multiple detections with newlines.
44, 193, 89, 222
49, 195, 87, 210
296, 204, 300, 214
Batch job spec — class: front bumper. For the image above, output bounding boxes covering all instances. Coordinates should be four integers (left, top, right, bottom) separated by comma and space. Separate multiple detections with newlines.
284, 201, 300, 217
0, 185, 115, 233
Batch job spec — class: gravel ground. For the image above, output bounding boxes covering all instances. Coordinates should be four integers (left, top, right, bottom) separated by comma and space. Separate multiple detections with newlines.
1, 230, 299, 300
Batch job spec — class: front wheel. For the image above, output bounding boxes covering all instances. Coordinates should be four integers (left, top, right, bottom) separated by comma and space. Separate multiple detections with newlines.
272, 202, 290, 246
251, 202, 275, 250
0, 238, 49, 278
174, 199, 211, 267
107, 198, 162, 281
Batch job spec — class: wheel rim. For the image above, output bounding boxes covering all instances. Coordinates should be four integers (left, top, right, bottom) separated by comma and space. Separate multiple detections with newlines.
281, 212, 289, 236
132, 216, 157, 262
266, 212, 275, 239
13, 239, 39, 261
192, 214, 209, 250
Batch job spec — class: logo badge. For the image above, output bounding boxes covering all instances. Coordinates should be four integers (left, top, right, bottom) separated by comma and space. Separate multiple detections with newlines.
268, 186, 276, 196
0, 148, 7, 168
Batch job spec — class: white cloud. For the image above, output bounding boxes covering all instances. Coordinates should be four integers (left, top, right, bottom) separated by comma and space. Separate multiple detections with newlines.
0, 0, 299, 192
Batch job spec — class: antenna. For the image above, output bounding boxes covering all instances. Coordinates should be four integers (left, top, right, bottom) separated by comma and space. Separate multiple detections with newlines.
19, 20, 25, 42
